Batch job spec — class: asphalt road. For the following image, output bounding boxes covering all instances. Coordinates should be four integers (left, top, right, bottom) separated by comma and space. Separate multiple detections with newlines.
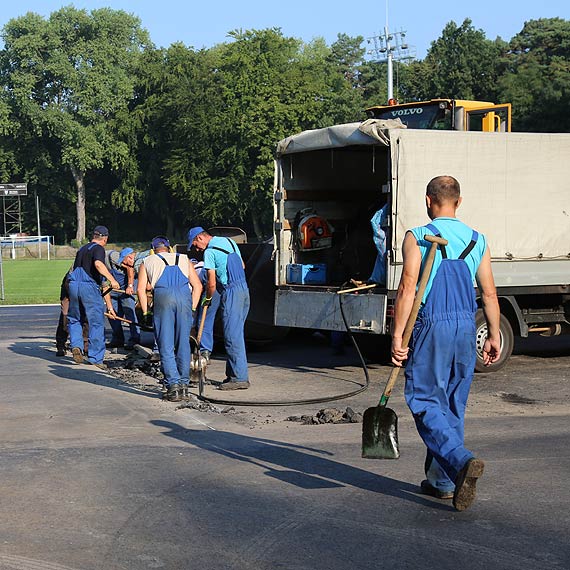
0, 305, 569, 570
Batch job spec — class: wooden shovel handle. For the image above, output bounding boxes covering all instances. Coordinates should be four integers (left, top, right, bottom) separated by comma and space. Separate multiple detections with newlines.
196, 304, 208, 346
379, 234, 448, 407
104, 312, 131, 324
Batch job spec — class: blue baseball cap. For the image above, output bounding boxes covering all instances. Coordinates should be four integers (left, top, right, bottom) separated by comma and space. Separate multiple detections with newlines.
151, 236, 170, 250
187, 226, 205, 247
118, 247, 134, 264
93, 225, 109, 237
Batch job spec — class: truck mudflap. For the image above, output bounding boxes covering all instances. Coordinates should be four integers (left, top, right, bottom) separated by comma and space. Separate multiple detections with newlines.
275, 289, 387, 333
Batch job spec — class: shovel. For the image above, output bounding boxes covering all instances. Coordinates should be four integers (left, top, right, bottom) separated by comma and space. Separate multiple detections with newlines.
104, 312, 154, 333
361, 234, 448, 459
193, 305, 208, 397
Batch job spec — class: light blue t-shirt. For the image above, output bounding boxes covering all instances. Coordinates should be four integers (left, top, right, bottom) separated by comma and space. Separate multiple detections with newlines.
409, 217, 487, 303
203, 236, 244, 286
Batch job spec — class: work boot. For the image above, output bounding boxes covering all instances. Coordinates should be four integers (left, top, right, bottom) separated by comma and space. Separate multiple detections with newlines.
420, 480, 453, 500
218, 380, 250, 391
453, 458, 485, 511
56, 346, 66, 357
180, 385, 190, 400
72, 347, 84, 364
164, 384, 181, 402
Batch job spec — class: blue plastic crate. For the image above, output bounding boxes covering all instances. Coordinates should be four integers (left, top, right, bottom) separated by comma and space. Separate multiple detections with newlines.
286, 263, 327, 285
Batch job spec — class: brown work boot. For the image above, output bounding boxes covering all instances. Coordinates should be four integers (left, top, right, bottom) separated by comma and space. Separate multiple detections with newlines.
164, 384, 181, 402
72, 347, 84, 364
453, 458, 485, 511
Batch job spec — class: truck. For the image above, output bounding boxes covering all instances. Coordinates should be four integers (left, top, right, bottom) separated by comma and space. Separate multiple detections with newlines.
272, 119, 570, 371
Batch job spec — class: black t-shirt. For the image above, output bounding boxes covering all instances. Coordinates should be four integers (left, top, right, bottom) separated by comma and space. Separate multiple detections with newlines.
73, 242, 106, 283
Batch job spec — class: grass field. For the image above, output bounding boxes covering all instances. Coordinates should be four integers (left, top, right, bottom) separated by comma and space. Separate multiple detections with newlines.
0, 258, 74, 305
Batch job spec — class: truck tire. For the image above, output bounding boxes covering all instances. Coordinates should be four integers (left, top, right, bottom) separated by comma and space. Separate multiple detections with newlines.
475, 309, 513, 372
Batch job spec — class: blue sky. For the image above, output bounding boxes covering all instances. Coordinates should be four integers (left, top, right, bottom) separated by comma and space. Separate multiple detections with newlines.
0, 1, 568, 58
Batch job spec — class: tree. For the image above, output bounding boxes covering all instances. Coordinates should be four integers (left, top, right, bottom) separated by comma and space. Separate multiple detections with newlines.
498, 18, 570, 132
159, 29, 365, 238
0, 7, 150, 240
413, 19, 505, 102
129, 43, 222, 239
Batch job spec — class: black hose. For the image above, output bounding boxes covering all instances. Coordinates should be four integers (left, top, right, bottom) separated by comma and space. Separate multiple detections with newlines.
193, 283, 371, 407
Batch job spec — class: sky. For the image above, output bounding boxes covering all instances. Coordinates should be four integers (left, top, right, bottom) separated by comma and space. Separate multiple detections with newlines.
0, 1, 568, 59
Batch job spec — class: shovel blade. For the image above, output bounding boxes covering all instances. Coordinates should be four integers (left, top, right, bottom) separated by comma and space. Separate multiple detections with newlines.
361, 405, 400, 459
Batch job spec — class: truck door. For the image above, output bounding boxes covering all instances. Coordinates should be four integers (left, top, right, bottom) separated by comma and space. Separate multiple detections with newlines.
465, 103, 512, 132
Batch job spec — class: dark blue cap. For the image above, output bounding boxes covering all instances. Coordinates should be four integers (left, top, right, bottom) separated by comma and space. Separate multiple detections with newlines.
151, 236, 170, 250
187, 226, 205, 247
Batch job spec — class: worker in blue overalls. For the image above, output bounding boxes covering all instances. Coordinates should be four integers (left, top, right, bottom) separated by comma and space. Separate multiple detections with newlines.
105, 247, 140, 349
137, 236, 202, 402
391, 176, 501, 512
189, 258, 221, 364
188, 227, 251, 390
67, 225, 120, 368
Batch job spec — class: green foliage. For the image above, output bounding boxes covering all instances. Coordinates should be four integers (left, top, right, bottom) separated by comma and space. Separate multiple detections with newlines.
405, 19, 506, 102
0, 10, 569, 246
0, 6, 150, 240
497, 18, 570, 132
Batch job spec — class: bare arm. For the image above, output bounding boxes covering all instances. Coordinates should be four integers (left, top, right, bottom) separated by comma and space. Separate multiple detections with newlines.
475, 247, 501, 365
104, 293, 116, 317
206, 269, 217, 299
124, 264, 135, 296
137, 264, 149, 313
391, 232, 422, 366
94, 260, 120, 290
188, 264, 203, 310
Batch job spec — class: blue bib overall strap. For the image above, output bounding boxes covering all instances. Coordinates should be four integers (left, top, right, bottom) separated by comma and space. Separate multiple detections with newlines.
210, 238, 250, 381
153, 253, 192, 388
405, 226, 480, 493
210, 238, 247, 289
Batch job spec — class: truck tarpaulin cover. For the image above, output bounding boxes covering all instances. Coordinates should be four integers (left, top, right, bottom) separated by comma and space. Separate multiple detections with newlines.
276, 119, 405, 156
391, 129, 570, 262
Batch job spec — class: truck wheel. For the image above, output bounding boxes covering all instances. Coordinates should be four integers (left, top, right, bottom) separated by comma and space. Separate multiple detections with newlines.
475, 309, 514, 372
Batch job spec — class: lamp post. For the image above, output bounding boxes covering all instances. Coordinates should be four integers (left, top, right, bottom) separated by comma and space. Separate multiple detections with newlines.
367, 21, 415, 103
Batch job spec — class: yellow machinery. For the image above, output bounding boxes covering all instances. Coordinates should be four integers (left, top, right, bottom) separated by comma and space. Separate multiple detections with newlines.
365, 98, 512, 132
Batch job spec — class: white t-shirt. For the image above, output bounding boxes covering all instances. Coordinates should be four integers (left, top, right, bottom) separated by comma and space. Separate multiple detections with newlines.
143, 252, 191, 289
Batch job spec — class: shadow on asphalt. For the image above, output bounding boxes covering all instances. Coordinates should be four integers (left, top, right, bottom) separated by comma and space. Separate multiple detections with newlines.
8, 340, 161, 399
513, 335, 570, 358
151, 419, 452, 509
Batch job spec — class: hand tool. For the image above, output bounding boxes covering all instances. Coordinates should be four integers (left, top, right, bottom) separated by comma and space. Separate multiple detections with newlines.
361, 234, 447, 459
104, 312, 153, 332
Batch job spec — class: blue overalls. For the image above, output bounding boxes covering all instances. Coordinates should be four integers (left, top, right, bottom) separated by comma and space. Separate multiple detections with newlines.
108, 258, 140, 347
153, 254, 193, 388
67, 243, 106, 364
405, 224, 480, 493
210, 241, 250, 382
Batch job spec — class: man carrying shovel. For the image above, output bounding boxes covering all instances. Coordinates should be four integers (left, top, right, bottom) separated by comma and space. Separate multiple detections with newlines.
391, 175, 501, 511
